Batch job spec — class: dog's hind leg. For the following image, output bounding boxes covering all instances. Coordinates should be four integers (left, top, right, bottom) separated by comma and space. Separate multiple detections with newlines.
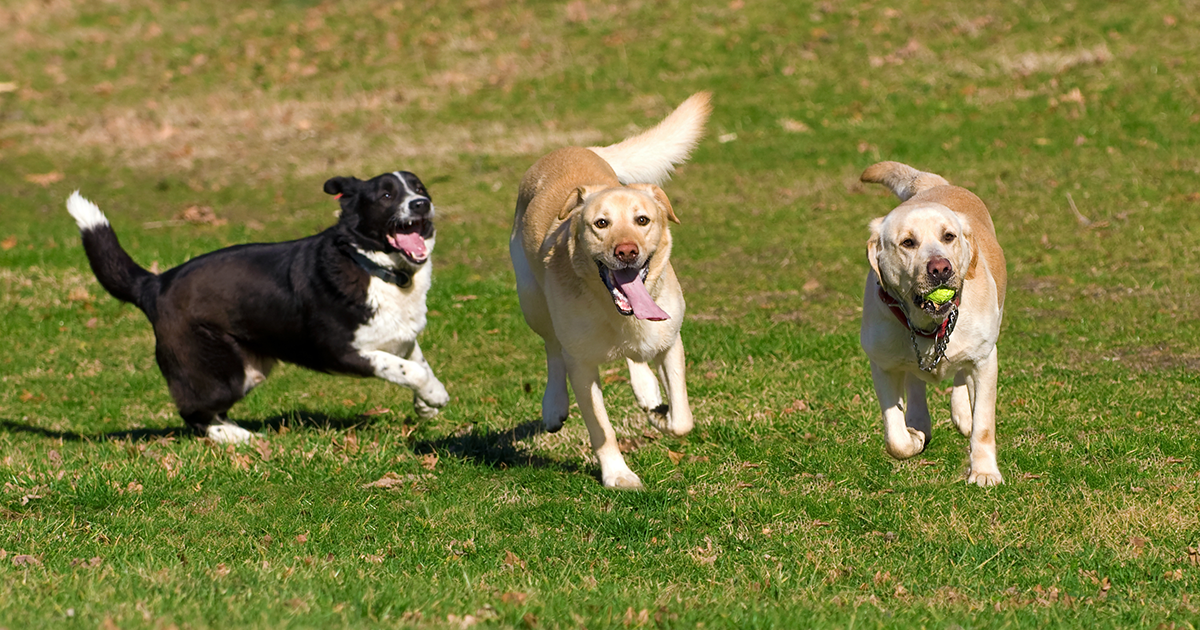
541, 338, 570, 433
871, 363, 925, 460
159, 327, 256, 443
950, 370, 973, 437
565, 356, 642, 489
627, 359, 665, 426
903, 372, 932, 450
653, 337, 693, 437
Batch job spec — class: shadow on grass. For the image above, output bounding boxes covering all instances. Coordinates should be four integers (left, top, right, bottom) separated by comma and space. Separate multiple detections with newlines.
0, 409, 379, 443
413, 419, 583, 474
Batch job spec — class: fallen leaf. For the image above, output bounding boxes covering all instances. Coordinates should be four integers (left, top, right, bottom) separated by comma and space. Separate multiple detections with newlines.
420, 453, 439, 471
361, 554, 384, 564
1, 236, 16, 250
779, 118, 811, 133
296, 533, 308, 544
362, 406, 391, 416
666, 450, 685, 465
24, 172, 64, 187
503, 550, 526, 570
500, 591, 527, 606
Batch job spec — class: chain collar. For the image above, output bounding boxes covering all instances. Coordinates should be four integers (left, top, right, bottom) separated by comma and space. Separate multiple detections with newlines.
876, 283, 959, 372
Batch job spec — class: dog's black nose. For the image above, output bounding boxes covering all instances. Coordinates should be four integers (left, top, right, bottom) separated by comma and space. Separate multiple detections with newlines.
927, 256, 953, 283
409, 198, 431, 215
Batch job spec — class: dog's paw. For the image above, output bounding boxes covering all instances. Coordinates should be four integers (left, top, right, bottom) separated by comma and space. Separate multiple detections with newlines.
885, 428, 926, 460
602, 469, 644, 490
413, 396, 440, 419
418, 379, 450, 409
968, 468, 1004, 487
206, 422, 256, 444
647, 404, 693, 437
542, 414, 566, 433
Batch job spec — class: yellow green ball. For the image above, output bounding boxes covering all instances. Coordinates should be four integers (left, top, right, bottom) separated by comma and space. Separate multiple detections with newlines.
926, 288, 955, 304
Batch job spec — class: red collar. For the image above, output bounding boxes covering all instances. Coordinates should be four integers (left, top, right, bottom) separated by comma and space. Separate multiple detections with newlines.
876, 284, 958, 339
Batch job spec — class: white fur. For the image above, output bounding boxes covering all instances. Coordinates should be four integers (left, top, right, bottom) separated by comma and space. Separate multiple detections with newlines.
66, 191, 110, 231
206, 422, 256, 444
242, 355, 276, 395
350, 256, 448, 415
588, 92, 712, 186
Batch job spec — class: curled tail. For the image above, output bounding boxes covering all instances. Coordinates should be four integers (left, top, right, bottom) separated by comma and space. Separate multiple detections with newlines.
66, 192, 159, 319
588, 91, 712, 186
861, 161, 950, 201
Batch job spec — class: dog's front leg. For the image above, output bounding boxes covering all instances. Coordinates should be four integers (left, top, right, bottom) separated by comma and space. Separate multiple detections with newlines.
404, 342, 449, 418
361, 350, 446, 418
565, 356, 643, 489
871, 363, 925, 459
654, 337, 693, 437
966, 349, 1003, 487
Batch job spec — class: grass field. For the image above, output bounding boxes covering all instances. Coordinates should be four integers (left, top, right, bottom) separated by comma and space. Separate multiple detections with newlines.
2, 0, 1199, 627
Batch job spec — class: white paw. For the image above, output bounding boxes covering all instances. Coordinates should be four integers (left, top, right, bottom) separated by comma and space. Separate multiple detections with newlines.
413, 397, 440, 419
885, 428, 926, 460
968, 468, 1004, 487
206, 422, 256, 444
418, 378, 449, 409
602, 468, 644, 490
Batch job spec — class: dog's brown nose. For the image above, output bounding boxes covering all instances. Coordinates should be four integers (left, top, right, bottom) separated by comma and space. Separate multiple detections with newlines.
927, 256, 952, 283
614, 242, 640, 264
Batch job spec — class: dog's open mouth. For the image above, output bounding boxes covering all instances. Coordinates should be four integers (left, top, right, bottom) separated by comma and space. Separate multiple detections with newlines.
597, 260, 670, 321
386, 217, 434, 264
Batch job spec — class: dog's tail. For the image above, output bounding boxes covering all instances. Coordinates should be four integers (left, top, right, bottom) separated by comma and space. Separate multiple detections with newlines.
861, 161, 950, 201
66, 192, 159, 319
589, 91, 712, 186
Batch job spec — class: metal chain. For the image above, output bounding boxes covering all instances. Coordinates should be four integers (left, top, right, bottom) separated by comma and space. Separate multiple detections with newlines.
910, 306, 959, 372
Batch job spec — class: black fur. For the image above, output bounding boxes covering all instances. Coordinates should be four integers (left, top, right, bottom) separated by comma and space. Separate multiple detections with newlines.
72, 171, 435, 436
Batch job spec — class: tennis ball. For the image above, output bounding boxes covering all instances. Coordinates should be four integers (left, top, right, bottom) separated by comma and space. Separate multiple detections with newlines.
926, 288, 955, 304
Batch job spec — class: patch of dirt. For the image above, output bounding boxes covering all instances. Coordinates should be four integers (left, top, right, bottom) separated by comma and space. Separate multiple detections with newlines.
6, 92, 606, 181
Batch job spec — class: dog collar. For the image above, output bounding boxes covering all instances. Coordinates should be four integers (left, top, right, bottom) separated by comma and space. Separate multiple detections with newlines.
350, 251, 413, 289
877, 283, 960, 372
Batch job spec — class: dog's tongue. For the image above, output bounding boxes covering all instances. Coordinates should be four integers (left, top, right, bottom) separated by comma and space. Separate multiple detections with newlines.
612, 268, 669, 321
388, 232, 427, 262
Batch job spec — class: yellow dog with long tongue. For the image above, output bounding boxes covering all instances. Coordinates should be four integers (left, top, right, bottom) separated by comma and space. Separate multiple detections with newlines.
510, 93, 711, 489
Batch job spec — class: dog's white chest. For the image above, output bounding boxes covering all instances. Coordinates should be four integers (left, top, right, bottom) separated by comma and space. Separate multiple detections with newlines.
352, 270, 430, 356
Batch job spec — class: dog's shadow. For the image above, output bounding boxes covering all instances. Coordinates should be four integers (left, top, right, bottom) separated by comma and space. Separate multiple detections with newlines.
412, 419, 581, 473
1, 413, 581, 473
0, 410, 373, 444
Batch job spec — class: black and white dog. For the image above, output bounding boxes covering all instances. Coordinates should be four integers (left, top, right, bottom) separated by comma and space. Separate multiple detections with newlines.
66, 171, 449, 443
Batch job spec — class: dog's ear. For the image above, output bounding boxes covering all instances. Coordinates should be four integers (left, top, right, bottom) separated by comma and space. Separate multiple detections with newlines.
323, 177, 358, 197
866, 217, 884, 281
961, 220, 979, 281
626, 183, 679, 224
558, 185, 602, 220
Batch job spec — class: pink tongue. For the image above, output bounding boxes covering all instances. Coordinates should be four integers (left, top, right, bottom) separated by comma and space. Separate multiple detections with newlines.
388, 232, 427, 262
612, 268, 670, 321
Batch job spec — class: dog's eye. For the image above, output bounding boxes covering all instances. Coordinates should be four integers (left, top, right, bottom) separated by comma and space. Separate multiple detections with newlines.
943, 232, 956, 243
382, 191, 393, 199
901, 238, 916, 248
635, 216, 650, 226
594, 218, 609, 229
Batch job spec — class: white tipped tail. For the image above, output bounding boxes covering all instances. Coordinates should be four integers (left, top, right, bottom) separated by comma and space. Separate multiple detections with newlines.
67, 191, 110, 231
588, 91, 713, 186
860, 161, 950, 201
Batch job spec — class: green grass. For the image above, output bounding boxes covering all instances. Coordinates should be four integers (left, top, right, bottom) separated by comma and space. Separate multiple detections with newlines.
2, 0, 1199, 627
